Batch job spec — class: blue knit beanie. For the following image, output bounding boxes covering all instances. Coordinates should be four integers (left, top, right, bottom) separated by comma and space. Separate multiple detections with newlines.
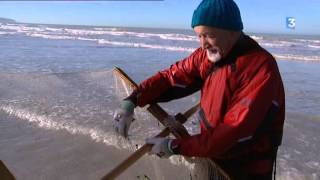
191, 0, 243, 31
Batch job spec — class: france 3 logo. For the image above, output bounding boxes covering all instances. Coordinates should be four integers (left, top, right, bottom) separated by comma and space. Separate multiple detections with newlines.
286, 17, 296, 29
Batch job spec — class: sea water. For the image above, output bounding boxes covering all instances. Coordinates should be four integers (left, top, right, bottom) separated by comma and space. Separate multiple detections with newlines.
0, 23, 320, 180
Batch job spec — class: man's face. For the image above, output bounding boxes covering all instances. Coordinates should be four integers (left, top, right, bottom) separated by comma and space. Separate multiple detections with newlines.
194, 26, 234, 63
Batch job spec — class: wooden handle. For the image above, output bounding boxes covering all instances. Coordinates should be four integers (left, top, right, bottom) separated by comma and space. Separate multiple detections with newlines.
113, 67, 189, 134
0, 160, 15, 180
108, 67, 229, 180
101, 143, 152, 180
113, 67, 138, 89
101, 103, 199, 180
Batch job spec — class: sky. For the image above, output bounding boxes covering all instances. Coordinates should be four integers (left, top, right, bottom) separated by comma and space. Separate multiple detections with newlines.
0, 0, 319, 35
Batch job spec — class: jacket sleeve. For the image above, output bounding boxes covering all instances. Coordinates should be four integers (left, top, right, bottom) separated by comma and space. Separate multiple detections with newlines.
173, 57, 284, 158
136, 48, 204, 107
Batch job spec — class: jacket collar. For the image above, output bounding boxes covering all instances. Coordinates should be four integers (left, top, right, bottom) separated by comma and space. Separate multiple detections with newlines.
214, 33, 261, 67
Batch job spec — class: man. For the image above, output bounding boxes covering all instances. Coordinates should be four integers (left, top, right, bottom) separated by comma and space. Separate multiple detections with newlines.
113, 0, 285, 179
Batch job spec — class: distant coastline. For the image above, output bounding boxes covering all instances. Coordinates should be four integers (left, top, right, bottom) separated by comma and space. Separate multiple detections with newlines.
0, 17, 16, 24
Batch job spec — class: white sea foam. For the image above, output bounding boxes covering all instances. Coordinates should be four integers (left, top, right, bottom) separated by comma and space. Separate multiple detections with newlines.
0, 23, 197, 42
77, 37, 98, 41
21, 31, 196, 52
308, 45, 320, 49
250, 35, 264, 40
278, 157, 319, 180
261, 42, 288, 48
93, 27, 118, 31
44, 27, 64, 32
5, 26, 320, 61
260, 41, 299, 48
0, 105, 134, 150
0, 104, 199, 173
0, 24, 47, 34
156, 33, 197, 41
65, 28, 198, 41
2, 23, 320, 63
294, 39, 320, 44
306, 161, 320, 170
274, 54, 320, 61
28, 33, 76, 40
97, 39, 195, 52
0, 31, 16, 35
64, 28, 118, 36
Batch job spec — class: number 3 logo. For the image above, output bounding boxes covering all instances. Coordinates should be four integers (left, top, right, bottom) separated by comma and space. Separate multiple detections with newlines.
286, 17, 296, 29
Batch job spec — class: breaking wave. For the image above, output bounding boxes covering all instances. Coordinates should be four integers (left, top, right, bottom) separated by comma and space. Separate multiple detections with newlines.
0, 105, 134, 150
1, 23, 319, 62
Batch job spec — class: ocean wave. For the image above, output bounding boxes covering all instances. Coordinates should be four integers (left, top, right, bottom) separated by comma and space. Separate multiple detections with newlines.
0, 104, 198, 171
274, 54, 320, 61
308, 45, 320, 49
4, 23, 320, 52
157, 33, 197, 41
0, 24, 21, 32
64, 28, 120, 36
0, 23, 197, 42
0, 31, 16, 35
93, 27, 118, 31
278, 157, 319, 180
28, 33, 76, 40
2, 23, 320, 62
0, 24, 46, 33
294, 39, 320, 44
97, 39, 195, 52
21, 31, 196, 52
8, 29, 320, 61
250, 35, 264, 40
62, 28, 198, 41
261, 42, 289, 48
260, 41, 300, 48
261, 40, 320, 50
44, 27, 64, 32
2, 105, 315, 179
0, 105, 134, 150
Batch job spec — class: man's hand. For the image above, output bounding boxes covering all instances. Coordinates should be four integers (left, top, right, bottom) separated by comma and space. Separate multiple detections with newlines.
113, 100, 135, 138
146, 137, 174, 158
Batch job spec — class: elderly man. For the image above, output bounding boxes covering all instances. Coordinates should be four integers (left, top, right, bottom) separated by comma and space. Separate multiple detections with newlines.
113, 0, 285, 179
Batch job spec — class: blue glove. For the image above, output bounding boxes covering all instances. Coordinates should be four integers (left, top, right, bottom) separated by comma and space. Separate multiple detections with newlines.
146, 137, 174, 158
113, 100, 135, 138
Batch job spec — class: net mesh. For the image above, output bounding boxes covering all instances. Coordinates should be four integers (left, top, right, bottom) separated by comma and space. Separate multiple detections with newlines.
112, 68, 231, 180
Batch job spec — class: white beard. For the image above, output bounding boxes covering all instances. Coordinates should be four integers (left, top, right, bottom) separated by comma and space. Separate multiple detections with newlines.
206, 48, 222, 63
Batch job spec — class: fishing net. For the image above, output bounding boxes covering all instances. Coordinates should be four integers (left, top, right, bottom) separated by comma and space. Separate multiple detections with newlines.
0, 68, 230, 180
112, 67, 231, 180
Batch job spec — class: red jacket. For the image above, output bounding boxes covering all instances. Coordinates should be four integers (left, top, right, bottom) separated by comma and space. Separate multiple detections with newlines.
136, 35, 285, 175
